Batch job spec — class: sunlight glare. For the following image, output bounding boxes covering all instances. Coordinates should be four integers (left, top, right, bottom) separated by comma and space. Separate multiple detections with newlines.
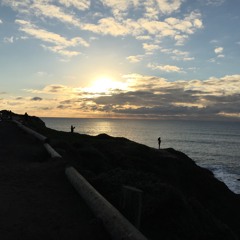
85, 76, 126, 93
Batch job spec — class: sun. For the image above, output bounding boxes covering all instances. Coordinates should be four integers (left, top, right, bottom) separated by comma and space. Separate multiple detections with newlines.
85, 76, 126, 93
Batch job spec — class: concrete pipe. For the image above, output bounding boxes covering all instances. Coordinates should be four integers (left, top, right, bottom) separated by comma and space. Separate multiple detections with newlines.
44, 143, 62, 159
65, 166, 148, 240
13, 120, 48, 143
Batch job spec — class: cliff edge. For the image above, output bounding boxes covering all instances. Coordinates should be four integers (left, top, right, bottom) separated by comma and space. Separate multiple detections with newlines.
3, 110, 240, 240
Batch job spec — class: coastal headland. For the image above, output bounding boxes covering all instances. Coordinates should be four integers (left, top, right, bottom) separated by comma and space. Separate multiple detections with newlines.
1, 110, 240, 240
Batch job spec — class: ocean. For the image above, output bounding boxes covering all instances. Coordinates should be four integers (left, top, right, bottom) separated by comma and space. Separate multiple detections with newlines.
41, 117, 240, 194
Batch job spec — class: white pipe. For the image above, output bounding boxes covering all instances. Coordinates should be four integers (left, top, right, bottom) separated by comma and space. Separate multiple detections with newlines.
65, 166, 148, 240
13, 120, 62, 159
44, 143, 62, 159
13, 120, 48, 143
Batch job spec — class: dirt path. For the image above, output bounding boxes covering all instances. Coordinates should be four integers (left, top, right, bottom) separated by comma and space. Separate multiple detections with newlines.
0, 121, 110, 240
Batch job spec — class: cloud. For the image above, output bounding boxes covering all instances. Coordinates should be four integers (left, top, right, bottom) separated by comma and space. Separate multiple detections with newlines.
155, 0, 183, 15
174, 34, 189, 46
213, 47, 224, 60
59, 0, 90, 11
16, 20, 89, 47
126, 55, 143, 63
24, 84, 74, 95
3, 0, 80, 26
36, 71, 49, 77
57, 104, 69, 109
15, 19, 89, 57
101, 0, 132, 11
99, 0, 183, 17
0, 19, 3, 24
214, 47, 223, 54
142, 43, 161, 54
44, 85, 78, 94
33, 2, 79, 25
205, 0, 225, 6
136, 35, 152, 41
3, 36, 14, 43
3, 0, 204, 61
81, 17, 132, 36
161, 48, 194, 61
81, 74, 240, 119
148, 63, 183, 72
210, 39, 219, 44
31, 97, 43, 101
80, 7, 203, 47
164, 11, 203, 37
8, 74, 240, 119
41, 45, 81, 57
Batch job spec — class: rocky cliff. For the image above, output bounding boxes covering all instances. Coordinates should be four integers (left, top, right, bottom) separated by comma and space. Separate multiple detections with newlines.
8, 111, 240, 240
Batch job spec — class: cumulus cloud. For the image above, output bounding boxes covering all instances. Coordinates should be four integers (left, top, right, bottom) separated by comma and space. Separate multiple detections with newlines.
101, 0, 132, 11
15, 19, 89, 57
4, 0, 202, 43
41, 45, 81, 57
81, 74, 240, 119
82, 17, 131, 36
3, 36, 14, 43
31, 97, 43, 101
16, 20, 89, 48
3, 0, 80, 26
205, 0, 225, 6
213, 46, 224, 59
1, 0, 239, 120
59, 0, 90, 11
126, 55, 143, 63
99, 0, 183, 17
142, 43, 161, 54
161, 48, 194, 61
148, 63, 183, 72
155, 0, 183, 15
33, 2, 80, 25
2, 0, 204, 61
7, 74, 240, 119
24, 84, 74, 95
214, 47, 223, 54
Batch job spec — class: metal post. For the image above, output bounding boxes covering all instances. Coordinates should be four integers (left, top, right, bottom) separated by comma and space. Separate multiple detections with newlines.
121, 186, 143, 229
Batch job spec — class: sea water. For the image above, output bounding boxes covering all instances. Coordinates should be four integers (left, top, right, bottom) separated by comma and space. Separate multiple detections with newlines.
41, 118, 240, 194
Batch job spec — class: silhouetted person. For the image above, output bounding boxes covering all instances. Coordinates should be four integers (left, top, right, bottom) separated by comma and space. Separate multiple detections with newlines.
24, 112, 29, 123
9, 110, 12, 120
71, 125, 75, 133
158, 137, 161, 149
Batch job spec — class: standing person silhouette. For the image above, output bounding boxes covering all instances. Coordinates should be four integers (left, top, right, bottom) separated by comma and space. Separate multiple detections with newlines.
71, 125, 75, 133
158, 137, 161, 149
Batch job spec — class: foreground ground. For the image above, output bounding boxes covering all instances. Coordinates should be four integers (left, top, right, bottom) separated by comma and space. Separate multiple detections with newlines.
0, 121, 110, 240
1, 111, 240, 240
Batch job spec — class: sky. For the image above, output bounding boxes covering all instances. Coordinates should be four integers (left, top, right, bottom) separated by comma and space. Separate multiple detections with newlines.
0, 0, 240, 120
